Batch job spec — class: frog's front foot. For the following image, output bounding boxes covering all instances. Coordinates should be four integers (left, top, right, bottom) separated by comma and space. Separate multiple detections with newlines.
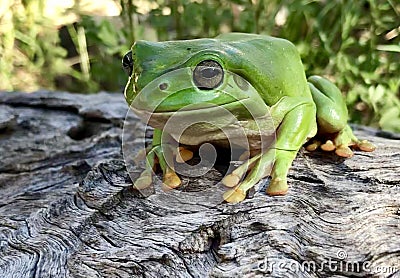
306, 125, 376, 158
222, 148, 296, 203
133, 145, 193, 190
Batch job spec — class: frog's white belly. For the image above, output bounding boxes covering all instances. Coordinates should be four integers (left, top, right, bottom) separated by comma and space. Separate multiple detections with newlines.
133, 106, 278, 150
168, 117, 276, 150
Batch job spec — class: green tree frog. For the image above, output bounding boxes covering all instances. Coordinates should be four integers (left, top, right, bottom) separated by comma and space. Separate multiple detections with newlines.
122, 33, 375, 203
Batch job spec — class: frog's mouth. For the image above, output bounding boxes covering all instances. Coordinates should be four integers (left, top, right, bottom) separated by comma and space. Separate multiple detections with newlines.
137, 98, 243, 113
132, 100, 237, 128
130, 97, 268, 132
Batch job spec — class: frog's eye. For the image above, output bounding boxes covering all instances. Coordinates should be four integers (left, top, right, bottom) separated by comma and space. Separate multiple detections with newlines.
193, 60, 224, 90
122, 50, 133, 76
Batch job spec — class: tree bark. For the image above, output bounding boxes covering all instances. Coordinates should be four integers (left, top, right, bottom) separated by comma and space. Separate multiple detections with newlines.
0, 91, 399, 278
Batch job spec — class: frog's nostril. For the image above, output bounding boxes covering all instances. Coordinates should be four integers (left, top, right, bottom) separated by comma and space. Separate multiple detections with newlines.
122, 50, 133, 76
159, 83, 168, 90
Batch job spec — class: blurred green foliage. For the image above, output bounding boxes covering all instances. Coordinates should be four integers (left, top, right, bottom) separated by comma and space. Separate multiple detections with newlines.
0, 0, 399, 131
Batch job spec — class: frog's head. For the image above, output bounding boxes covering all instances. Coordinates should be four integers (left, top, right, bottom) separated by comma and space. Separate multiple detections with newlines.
122, 39, 268, 128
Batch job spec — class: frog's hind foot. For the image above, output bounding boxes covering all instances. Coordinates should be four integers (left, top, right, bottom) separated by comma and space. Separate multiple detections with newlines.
306, 125, 376, 158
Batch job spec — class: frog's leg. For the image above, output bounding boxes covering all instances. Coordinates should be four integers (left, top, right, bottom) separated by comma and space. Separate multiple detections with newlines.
223, 99, 317, 203
133, 129, 188, 190
306, 76, 375, 157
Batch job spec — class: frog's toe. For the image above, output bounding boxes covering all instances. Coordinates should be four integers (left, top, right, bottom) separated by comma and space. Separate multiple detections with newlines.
222, 173, 241, 188
133, 170, 153, 190
175, 146, 193, 163
162, 167, 181, 189
335, 145, 354, 158
266, 178, 288, 196
305, 140, 321, 152
133, 150, 156, 190
321, 140, 336, 151
357, 140, 376, 152
223, 188, 246, 203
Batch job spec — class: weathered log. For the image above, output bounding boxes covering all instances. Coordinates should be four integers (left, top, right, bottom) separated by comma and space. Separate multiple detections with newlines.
0, 91, 399, 278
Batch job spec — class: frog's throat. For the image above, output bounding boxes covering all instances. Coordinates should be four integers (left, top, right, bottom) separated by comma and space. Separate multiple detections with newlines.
131, 99, 242, 116
130, 99, 269, 129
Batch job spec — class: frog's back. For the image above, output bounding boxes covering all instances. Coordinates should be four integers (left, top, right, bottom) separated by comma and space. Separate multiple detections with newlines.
215, 33, 310, 104
216, 32, 274, 42
216, 32, 294, 49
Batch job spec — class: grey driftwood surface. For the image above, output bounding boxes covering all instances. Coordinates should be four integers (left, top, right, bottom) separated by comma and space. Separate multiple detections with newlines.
0, 91, 399, 278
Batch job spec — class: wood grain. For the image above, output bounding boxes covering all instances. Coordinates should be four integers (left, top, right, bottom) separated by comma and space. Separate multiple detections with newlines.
0, 91, 399, 278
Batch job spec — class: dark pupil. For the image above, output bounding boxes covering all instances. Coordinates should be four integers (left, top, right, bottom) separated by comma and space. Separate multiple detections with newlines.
122, 51, 133, 76
193, 60, 223, 90
201, 67, 219, 78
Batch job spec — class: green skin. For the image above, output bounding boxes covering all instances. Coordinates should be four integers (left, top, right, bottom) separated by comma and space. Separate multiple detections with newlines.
123, 33, 374, 203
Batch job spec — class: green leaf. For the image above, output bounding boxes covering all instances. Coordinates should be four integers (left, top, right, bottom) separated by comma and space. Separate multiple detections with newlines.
368, 85, 385, 111
379, 107, 400, 132
377, 45, 400, 52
